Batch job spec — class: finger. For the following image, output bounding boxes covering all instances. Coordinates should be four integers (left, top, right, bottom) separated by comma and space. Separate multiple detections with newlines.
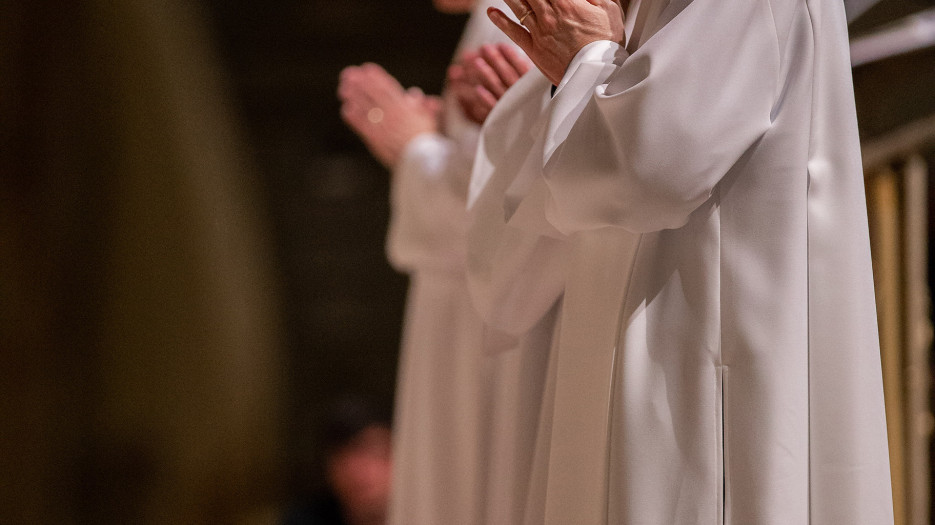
447, 63, 465, 85
337, 67, 365, 98
360, 62, 389, 77
450, 75, 475, 105
448, 75, 485, 124
343, 96, 384, 127
524, 0, 550, 14
460, 88, 490, 125
359, 63, 407, 99
502, 0, 532, 19
340, 103, 370, 135
406, 87, 426, 103
340, 83, 380, 112
475, 85, 499, 112
369, 70, 404, 95
471, 53, 507, 97
357, 81, 404, 111
338, 65, 361, 84
339, 67, 385, 105
343, 102, 391, 146
451, 81, 479, 118
369, 75, 406, 103
497, 44, 531, 76
337, 81, 351, 101
480, 45, 522, 87
462, 57, 486, 90
465, 100, 490, 125
457, 50, 480, 69
488, 8, 533, 53
341, 98, 369, 120
472, 106, 491, 125
357, 63, 393, 88
337, 78, 367, 104
456, 96, 481, 124
475, 106, 492, 124
508, 0, 544, 33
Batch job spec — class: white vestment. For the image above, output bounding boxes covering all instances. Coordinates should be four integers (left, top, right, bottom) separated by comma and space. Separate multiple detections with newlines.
468, 0, 894, 523
466, 63, 567, 525
385, 2, 551, 524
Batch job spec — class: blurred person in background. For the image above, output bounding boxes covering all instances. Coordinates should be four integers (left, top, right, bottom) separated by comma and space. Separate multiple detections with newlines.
337, 0, 558, 522
282, 397, 393, 525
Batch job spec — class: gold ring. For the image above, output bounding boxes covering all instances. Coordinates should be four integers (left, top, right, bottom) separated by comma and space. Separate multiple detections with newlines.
519, 10, 532, 25
367, 107, 384, 124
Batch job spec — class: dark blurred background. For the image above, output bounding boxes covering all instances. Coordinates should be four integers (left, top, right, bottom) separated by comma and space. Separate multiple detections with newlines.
1, 0, 933, 523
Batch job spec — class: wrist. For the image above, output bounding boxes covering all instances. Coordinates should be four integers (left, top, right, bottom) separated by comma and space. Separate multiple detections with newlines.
555, 39, 624, 94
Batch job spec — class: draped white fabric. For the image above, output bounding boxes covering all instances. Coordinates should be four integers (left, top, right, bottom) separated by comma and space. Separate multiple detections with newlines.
467, 0, 894, 523
385, 2, 556, 524
465, 66, 568, 525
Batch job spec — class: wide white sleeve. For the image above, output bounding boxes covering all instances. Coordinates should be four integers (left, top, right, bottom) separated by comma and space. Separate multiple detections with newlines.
384, 0, 513, 275
386, 131, 474, 273
466, 70, 571, 336
539, 0, 782, 234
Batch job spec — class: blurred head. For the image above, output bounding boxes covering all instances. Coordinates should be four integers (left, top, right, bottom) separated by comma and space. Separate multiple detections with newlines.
326, 425, 392, 525
433, 0, 475, 14
321, 396, 392, 525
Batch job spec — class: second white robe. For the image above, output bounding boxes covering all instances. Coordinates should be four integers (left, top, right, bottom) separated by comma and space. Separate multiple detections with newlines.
385, 2, 553, 524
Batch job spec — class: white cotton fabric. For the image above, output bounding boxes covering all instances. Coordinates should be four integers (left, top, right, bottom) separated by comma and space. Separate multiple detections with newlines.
467, 0, 894, 523
465, 64, 569, 525
385, 2, 555, 524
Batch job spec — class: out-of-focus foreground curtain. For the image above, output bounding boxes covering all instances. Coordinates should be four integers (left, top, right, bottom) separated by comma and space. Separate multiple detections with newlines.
1, 1, 284, 524
851, 5, 935, 522
865, 126, 935, 525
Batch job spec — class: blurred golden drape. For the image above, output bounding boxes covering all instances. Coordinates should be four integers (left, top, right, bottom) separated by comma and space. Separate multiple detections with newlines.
1, 1, 284, 523
865, 126, 935, 525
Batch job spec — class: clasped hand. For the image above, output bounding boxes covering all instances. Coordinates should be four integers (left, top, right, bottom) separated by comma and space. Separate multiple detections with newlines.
448, 44, 531, 125
488, 0, 626, 86
338, 63, 441, 169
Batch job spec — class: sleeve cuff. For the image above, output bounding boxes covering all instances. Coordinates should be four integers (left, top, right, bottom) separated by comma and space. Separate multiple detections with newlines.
396, 132, 452, 180
555, 40, 625, 94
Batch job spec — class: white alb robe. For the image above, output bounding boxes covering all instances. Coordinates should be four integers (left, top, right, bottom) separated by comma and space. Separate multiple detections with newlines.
468, 0, 894, 523
465, 60, 567, 525
385, 2, 551, 524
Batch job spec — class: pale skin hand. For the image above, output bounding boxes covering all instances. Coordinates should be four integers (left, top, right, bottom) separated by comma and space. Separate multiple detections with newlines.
338, 63, 441, 169
488, 0, 626, 86
448, 44, 531, 125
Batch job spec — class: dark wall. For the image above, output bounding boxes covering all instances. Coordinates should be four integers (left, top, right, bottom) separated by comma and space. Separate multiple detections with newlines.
198, 0, 470, 495
2, 1, 288, 523
851, 1, 935, 138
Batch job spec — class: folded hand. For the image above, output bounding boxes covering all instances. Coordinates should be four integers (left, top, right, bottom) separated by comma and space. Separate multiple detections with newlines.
488, 0, 625, 85
448, 44, 531, 125
338, 63, 440, 169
